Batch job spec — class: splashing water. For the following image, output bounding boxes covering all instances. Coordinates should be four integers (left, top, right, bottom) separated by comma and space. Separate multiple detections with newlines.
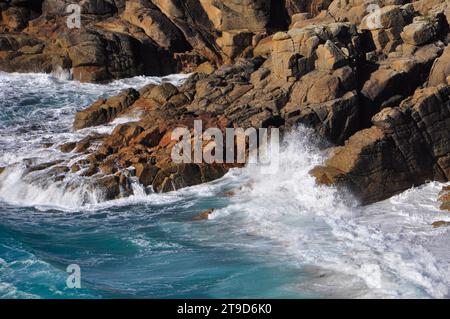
0, 71, 188, 210
0, 72, 449, 299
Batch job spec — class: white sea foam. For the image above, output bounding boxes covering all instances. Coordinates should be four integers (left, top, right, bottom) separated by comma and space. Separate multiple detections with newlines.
0, 72, 190, 210
1, 72, 450, 298
210, 127, 450, 298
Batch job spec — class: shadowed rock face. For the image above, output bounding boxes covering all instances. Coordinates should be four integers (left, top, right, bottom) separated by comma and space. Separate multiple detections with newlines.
312, 85, 450, 204
1, 0, 450, 205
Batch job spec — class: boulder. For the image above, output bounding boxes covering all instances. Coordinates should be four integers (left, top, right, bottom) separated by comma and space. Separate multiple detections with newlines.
361, 43, 444, 122
134, 163, 159, 186
432, 221, 450, 228
312, 85, 450, 204
121, 0, 189, 52
216, 31, 254, 61
439, 185, 450, 211
199, 0, 271, 31
74, 88, 139, 129
315, 40, 348, 70
401, 16, 440, 46
192, 208, 214, 221
429, 45, 450, 87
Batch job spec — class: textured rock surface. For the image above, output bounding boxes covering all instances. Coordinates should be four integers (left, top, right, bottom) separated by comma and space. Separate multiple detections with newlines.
312, 85, 450, 204
439, 185, 450, 211
2, 0, 450, 204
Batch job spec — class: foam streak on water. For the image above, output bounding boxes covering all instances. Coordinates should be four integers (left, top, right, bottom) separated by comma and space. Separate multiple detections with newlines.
0, 72, 449, 299
211, 128, 450, 298
0, 72, 189, 210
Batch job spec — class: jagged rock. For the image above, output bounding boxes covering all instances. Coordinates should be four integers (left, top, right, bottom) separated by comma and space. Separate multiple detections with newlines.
133, 126, 165, 148
315, 40, 348, 70
439, 185, 450, 211
361, 42, 444, 122
4, 0, 450, 205
199, 0, 271, 31
312, 85, 450, 204
60, 142, 77, 153
286, 90, 360, 145
432, 221, 450, 228
271, 23, 357, 80
192, 208, 214, 221
102, 122, 145, 152
134, 163, 159, 187
401, 16, 440, 46
146, 83, 178, 105
93, 175, 121, 200
429, 45, 450, 86
216, 31, 254, 61
121, 0, 188, 52
195, 61, 215, 75
360, 4, 408, 54
152, 164, 203, 193
74, 133, 108, 153
74, 88, 139, 129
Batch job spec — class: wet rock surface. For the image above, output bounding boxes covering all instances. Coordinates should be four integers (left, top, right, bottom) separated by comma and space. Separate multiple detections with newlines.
439, 185, 450, 211
2, 0, 450, 205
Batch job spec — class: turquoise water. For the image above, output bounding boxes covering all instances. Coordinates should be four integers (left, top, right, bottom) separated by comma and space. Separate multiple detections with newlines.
1, 72, 450, 299
0, 72, 313, 298
0, 194, 314, 298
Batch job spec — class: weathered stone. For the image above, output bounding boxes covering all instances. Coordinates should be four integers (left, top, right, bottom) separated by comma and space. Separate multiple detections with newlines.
134, 163, 159, 187
193, 208, 214, 221
401, 16, 440, 46
432, 221, 450, 228
439, 186, 450, 211
121, 0, 188, 52
60, 142, 76, 153
147, 83, 179, 105
313, 85, 450, 204
429, 45, 450, 87
315, 40, 348, 70
93, 175, 121, 200
216, 30, 254, 61
74, 88, 139, 129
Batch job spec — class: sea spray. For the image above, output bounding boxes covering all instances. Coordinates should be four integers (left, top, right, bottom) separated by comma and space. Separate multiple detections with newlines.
212, 126, 450, 298
1, 73, 450, 298
0, 72, 190, 210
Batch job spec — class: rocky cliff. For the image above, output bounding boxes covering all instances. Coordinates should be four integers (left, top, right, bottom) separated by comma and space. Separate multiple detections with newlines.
1, 0, 449, 205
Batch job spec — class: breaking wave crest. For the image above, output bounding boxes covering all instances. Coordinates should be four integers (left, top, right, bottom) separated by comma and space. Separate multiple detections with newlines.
1, 72, 449, 298
0, 72, 189, 210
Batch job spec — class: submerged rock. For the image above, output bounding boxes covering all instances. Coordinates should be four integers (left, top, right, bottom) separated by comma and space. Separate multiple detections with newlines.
74, 89, 140, 129
193, 209, 215, 221
432, 220, 450, 228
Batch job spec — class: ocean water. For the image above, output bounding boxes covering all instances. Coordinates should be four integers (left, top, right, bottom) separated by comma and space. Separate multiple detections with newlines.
0, 71, 450, 299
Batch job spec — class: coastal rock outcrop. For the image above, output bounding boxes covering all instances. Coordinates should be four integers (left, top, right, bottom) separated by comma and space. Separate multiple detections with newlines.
2, 0, 450, 205
74, 88, 140, 129
312, 85, 450, 204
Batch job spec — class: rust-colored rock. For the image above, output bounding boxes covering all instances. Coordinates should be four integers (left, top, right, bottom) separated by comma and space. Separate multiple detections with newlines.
432, 221, 450, 228
193, 209, 214, 221
74, 89, 140, 130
